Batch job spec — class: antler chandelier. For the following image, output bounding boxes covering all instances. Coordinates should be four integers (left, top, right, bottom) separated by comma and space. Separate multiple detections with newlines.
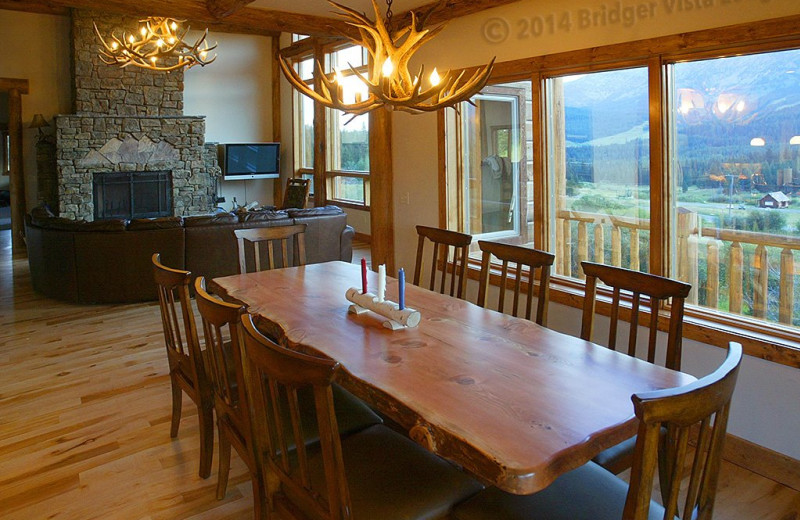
94, 17, 217, 72
279, 0, 495, 115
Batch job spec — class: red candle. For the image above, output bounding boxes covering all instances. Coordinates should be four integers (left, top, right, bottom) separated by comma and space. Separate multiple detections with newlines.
361, 257, 368, 294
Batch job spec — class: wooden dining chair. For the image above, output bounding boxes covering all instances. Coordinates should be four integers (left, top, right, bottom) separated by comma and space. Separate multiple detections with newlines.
193, 276, 264, 515
580, 261, 692, 371
282, 177, 310, 209
413, 225, 473, 300
234, 223, 307, 274
151, 253, 214, 479
193, 276, 382, 517
580, 261, 692, 474
239, 313, 484, 520
453, 341, 743, 520
476, 241, 555, 326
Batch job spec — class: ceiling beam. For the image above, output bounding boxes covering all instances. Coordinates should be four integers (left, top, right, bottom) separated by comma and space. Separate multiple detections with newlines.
394, 0, 523, 29
205, 0, 254, 19
0, 0, 521, 37
0, 0, 354, 37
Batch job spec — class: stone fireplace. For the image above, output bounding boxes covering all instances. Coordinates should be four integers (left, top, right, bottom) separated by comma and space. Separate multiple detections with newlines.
53, 9, 220, 221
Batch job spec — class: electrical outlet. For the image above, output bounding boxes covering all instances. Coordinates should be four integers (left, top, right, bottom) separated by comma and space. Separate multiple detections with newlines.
400, 192, 410, 205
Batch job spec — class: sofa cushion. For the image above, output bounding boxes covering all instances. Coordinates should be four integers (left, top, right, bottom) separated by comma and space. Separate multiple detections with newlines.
127, 216, 183, 230
239, 209, 290, 223
184, 213, 238, 227
78, 219, 128, 232
287, 205, 344, 218
37, 217, 87, 231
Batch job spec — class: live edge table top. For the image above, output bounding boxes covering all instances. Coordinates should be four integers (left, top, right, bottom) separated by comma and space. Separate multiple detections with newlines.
210, 261, 695, 495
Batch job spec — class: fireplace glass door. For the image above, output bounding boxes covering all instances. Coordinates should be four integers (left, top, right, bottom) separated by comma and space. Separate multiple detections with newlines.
93, 171, 172, 220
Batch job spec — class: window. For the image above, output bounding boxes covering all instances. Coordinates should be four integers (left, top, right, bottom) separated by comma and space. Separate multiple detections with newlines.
670, 49, 800, 326
289, 43, 371, 207
546, 68, 651, 278
292, 56, 315, 193
444, 81, 530, 259
439, 22, 800, 360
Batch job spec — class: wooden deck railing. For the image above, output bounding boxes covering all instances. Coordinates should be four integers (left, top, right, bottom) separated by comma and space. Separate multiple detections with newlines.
556, 209, 800, 326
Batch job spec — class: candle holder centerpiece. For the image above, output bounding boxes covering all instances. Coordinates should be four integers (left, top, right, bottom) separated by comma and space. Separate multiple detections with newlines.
348, 263, 418, 330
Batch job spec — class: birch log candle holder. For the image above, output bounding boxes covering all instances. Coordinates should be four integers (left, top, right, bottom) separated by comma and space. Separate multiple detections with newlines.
345, 288, 421, 330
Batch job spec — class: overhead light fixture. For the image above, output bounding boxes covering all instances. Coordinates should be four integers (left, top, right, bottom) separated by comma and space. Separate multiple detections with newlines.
94, 17, 217, 72
279, 0, 495, 115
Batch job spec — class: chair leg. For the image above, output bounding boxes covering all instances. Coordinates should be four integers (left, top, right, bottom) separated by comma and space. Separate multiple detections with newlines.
217, 426, 231, 499
252, 470, 268, 520
197, 403, 214, 479
169, 376, 182, 439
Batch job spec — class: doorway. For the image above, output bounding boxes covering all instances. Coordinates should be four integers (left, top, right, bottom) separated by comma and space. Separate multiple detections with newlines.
0, 78, 29, 252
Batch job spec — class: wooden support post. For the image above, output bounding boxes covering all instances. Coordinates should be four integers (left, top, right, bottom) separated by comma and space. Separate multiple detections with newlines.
8, 87, 25, 253
779, 247, 794, 325
369, 107, 394, 273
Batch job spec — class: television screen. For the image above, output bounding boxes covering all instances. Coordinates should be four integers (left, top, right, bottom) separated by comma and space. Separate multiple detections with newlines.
221, 143, 280, 180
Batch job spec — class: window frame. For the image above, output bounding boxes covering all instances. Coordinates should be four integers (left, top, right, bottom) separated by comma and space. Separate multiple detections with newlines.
438, 20, 800, 369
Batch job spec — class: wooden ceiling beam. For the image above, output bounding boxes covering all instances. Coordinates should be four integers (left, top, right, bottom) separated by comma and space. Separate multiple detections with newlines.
394, 0, 522, 29
206, 0, 254, 19
0, 0, 354, 37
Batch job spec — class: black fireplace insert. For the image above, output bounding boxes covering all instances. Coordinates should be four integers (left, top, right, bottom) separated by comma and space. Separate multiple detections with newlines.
93, 171, 172, 220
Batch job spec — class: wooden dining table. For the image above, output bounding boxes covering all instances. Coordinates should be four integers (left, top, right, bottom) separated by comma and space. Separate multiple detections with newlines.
210, 261, 695, 495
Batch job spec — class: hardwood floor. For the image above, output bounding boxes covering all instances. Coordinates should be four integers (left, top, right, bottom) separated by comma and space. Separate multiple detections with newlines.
0, 229, 798, 519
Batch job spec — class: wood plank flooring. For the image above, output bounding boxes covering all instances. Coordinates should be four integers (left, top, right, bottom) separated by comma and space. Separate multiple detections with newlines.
0, 229, 798, 519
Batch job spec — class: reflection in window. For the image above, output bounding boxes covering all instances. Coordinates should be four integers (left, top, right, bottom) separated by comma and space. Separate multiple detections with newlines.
671, 49, 800, 326
547, 67, 650, 278
445, 82, 530, 258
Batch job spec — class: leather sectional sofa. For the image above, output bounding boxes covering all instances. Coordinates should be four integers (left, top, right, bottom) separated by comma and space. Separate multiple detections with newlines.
25, 205, 354, 304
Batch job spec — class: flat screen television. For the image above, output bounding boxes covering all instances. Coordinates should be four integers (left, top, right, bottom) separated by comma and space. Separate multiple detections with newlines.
220, 143, 280, 180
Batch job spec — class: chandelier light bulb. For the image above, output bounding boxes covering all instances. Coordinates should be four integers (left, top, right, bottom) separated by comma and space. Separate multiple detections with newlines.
140, 26, 147, 36
168, 37, 176, 44
156, 39, 164, 47
128, 35, 135, 44
430, 68, 441, 86
382, 58, 394, 77
171, 21, 178, 31
111, 41, 118, 50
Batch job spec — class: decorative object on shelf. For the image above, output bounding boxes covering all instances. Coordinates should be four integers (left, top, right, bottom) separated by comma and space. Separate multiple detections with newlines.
94, 16, 217, 72
29, 114, 52, 144
278, 0, 494, 115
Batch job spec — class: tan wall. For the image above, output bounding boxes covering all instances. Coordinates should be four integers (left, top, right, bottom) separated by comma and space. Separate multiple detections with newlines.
0, 10, 71, 210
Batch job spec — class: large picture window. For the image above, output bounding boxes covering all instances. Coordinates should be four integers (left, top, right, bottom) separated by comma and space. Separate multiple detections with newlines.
547, 67, 651, 278
670, 49, 800, 326
440, 32, 800, 360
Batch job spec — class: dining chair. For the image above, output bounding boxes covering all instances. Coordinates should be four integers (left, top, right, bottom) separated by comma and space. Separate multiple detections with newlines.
239, 313, 484, 520
151, 253, 214, 479
193, 276, 264, 515
282, 177, 310, 209
580, 261, 692, 474
193, 277, 383, 514
413, 225, 473, 300
453, 341, 742, 520
476, 240, 555, 326
234, 223, 307, 274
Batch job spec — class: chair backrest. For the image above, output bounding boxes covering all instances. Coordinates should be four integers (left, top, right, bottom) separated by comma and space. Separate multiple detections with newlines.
239, 313, 351, 520
623, 342, 742, 520
193, 276, 249, 446
234, 223, 307, 274
283, 177, 310, 209
580, 261, 692, 370
476, 241, 555, 326
151, 253, 207, 396
413, 225, 473, 300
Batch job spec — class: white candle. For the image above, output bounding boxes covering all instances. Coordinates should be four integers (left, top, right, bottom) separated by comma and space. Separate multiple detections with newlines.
377, 264, 386, 302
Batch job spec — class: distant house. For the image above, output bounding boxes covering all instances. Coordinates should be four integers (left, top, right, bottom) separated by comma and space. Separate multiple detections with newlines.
759, 191, 790, 209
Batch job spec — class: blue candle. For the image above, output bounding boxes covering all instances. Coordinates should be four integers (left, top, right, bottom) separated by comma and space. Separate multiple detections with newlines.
398, 268, 405, 310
